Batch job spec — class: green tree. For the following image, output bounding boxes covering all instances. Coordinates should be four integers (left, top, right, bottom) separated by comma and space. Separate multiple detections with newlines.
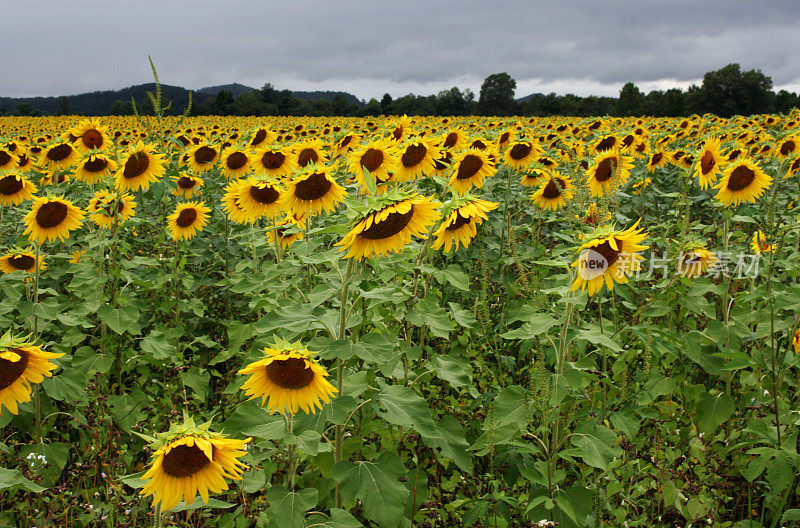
109, 99, 134, 115
57, 96, 71, 116
478, 72, 517, 116
775, 90, 799, 114
687, 63, 774, 117
615, 82, 645, 116
380, 93, 393, 115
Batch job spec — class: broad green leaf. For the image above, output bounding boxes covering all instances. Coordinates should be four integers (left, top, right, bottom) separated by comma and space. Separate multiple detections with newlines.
266, 485, 318, 528
333, 452, 410, 527
304, 509, 363, 528
500, 314, 558, 340
0, 468, 45, 493
695, 391, 735, 434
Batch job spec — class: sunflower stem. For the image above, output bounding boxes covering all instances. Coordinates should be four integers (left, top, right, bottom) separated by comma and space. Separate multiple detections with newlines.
153, 503, 162, 528
334, 257, 357, 508
285, 412, 296, 491
33, 241, 40, 339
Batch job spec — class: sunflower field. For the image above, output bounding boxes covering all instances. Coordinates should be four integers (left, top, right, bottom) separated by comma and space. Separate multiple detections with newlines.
1, 83, 800, 528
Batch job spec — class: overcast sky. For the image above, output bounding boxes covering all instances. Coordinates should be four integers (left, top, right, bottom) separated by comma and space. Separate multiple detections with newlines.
2, 0, 799, 101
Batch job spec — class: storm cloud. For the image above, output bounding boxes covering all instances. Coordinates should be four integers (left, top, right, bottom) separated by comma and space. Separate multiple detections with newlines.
2, 0, 799, 100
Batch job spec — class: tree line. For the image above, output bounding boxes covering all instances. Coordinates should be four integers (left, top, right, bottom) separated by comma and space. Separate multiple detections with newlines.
2, 64, 797, 118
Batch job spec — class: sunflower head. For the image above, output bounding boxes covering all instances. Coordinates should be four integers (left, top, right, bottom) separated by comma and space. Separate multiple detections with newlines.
431, 195, 498, 253
281, 165, 347, 217
751, 230, 774, 254
0, 331, 63, 415
238, 339, 338, 415
531, 174, 573, 211
115, 141, 166, 192
23, 196, 85, 244
585, 148, 634, 198
713, 158, 772, 207
68, 118, 109, 154
694, 137, 725, 189
0, 249, 46, 274
0, 172, 37, 206
678, 244, 718, 278
167, 201, 211, 241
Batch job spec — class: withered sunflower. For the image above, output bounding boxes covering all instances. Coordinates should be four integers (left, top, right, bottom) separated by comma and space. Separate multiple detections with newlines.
238, 344, 338, 415
0, 332, 63, 415
167, 201, 211, 241
713, 158, 772, 207
114, 141, 166, 192
337, 192, 441, 260
0, 173, 37, 206
570, 219, 649, 297
281, 167, 346, 217
431, 197, 498, 253
23, 196, 85, 244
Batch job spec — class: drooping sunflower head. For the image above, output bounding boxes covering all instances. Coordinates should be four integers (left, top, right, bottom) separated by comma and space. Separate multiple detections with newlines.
281, 165, 347, 217
585, 148, 634, 198
570, 219, 649, 297
519, 167, 549, 188
171, 174, 205, 199
23, 196, 85, 244
0, 331, 63, 415
679, 245, 718, 278
531, 174, 573, 211
713, 158, 772, 207
694, 137, 725, 189
167, 201, 211, 241
140, 415, 250, 511
0, 172, 37, 206
89, 191, 137, 228
114, 141, 166, 192
185, 144, 219, 174
68, 118, 109, 154
449, 148, 497, 195
238, 340, 338, 415
219, 147, 252, 179
393, 140, 440, 182
0, 250, 46, 274
336, 190, 442, 260
431, 195, 499, 253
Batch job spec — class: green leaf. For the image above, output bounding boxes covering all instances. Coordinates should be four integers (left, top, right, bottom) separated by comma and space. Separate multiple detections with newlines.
97, 304, 140, 335
266, 485, 318, 528
304, 508, 363, 528
500, 314, 558, 340
0, 468, 45, 493
363, 165, 377, 195
373, 382, 437, 438
333, 452, 410, 528
140, 330, 174, 362
576, 327, 622, 352
434, 266, 471, 291
448, 302, 478, 329
695, 391, 735, 435
564, 426, 621, 471
432, 355, 477, 396
406, 295, 453, 339
171, 497, 236, 512
183, 367, 211, 401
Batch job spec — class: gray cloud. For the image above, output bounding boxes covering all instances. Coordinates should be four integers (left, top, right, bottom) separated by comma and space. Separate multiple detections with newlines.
1, 0, 798, 100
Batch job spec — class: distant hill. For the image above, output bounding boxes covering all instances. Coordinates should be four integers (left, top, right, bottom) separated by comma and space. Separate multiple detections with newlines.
0, 83, 364, 116
516, 92, 545, 103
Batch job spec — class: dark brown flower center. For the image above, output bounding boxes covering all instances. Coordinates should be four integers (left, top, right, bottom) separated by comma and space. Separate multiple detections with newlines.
456, 155, 483, 180
18, 154, 30, 167
727, 149, 741, 161
780, 140, 796, 156
123, 152, 150, 179
0, 175, 23, 196
194, 146, 216, 164
36, 201, 69, 228
446, 211, 471, 231
542, 178, 566, 199
433, 152, 452, 171
392, 126, 403, 141
177, 177, 197, 189
499, 132, 510, 143
360, 207, 415, 240
596, 137, 616, 151
339, 135, 354, 149
591, 239, 621, 267
297, 148, 319, 167
225, 152, 248, 170
294, 172, 332, 201
82, 129, 104, 149
251, 129, 267, 147
401, 144, 427, 168
83, 157, 109, 172
46, 144, 73, 162
727, 165, 756, 191
360, 149, 384, 172
509, 143, 532, 160
0, 348, 29, 390
622, 135, 635, 147
265, 357, 315, 389
700, 151, 715, 175
161, 444, 211, 478
0, 151, 11, 167
260, 151, 285, 170
8, 255, 35, 271
443, 132, 458, 148
250, 184, 280, 204
176, 208, 198, 228
471, 140, 487, 150
594, 157, 616, 183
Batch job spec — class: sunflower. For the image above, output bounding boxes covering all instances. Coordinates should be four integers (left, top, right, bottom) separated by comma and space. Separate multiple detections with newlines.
172, 174, 204, 199
167, 201, 211, 241
0, 251, 46, 274
74, 153, 118, 185
577, 203, 611, 226
713, 158, 772, 207
750, 230, 774, 254
793, 329, 800, 354
585, 148, 634, 198
694, 138, 725, 189
0, 148, 18, 171
69, 249, 85, 264
520, 168, 549, 188
140, 417, 250, 511
570, 220, 649, 297
593, 135, 618, 153
248, 127, 273, 149
449, 149, 497, 195
678, 246, 717, 278
0, 332, 63, 415
431, 197, 498, 252
0, 173, 37, 206
267, 215, 306, 249
293, 139, 326, 168
785, 156, 800, 180
221, 180, 253, 225
394, 140, 440, 182
234, 178, 284, 221
23, 196, 85, 244
777, 136, 800, 160
38, 142, 79, 170
69, 118, 109, 154
253, 145, 297, 179
337, 191, 441, 260
282, 167, 346, 217
646, 151, 668, 172
438, 128, 466, 150
185, 144, 219, 174
388, 115, 415, 142
531, 174, 573, 211
219, 147, 252, 179
502, 140, 539, 170
115, 141, 166, 192
16, 147, 35, 172
89, 192, 137, 228
348, 140, 397, 191
238, 343, 338, 415
331, 133, 361, 159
